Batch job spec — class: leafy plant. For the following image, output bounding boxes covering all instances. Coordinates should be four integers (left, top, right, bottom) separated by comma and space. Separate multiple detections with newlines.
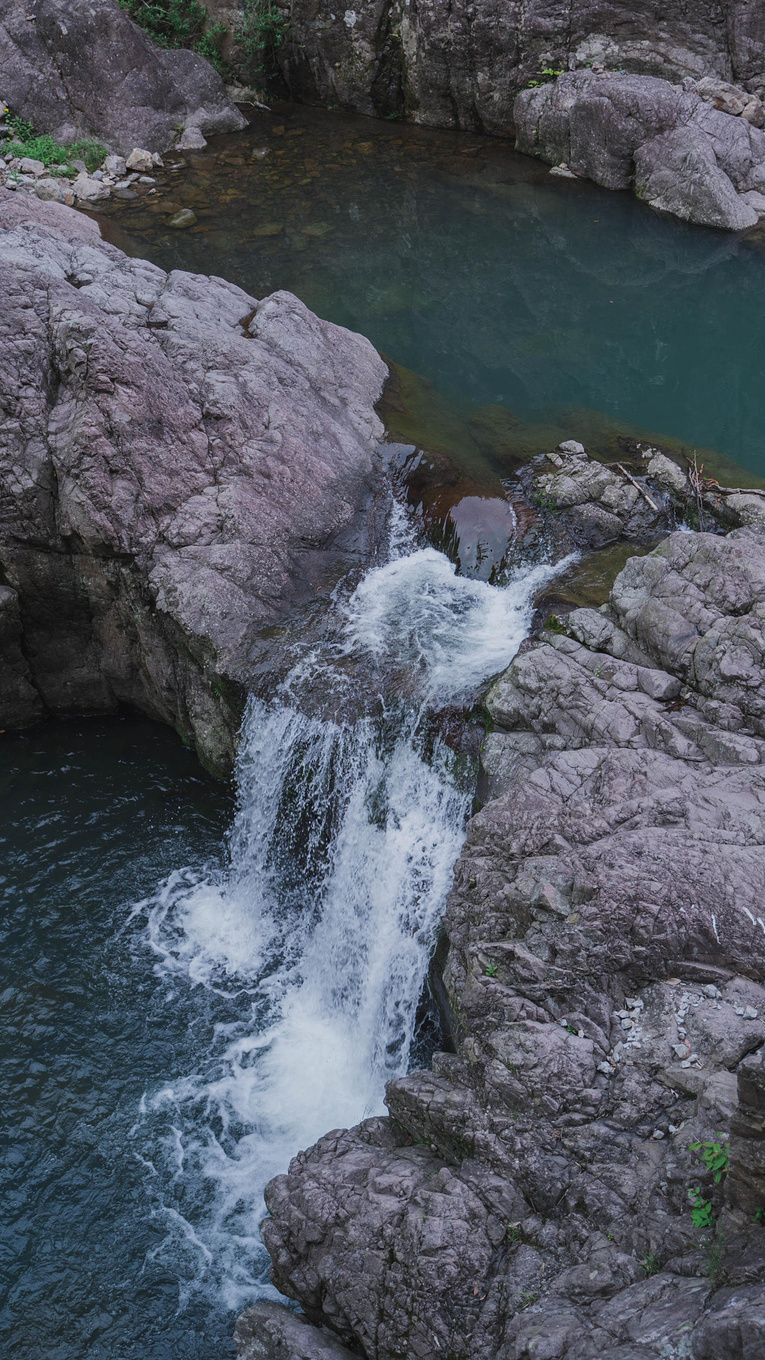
755, 1206, 765, 1225
527, 66, 564, 88
688, 1187, 714, 1230
237, 0, 288, 82
640, 1251, 660, 1277
690, 1139, 729, 1184
7, 113, 35, 140
119, 0, 228, 75
484, 961, 499, 977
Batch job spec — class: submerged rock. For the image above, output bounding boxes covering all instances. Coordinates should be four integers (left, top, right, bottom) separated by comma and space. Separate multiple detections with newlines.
0, 190, 387, 772
167, 207, 197, 228
0, 0, 246, 155
252, 526, 765, 1358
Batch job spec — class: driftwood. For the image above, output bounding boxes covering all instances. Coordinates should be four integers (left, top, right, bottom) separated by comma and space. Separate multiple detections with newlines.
615, 462, 660, 512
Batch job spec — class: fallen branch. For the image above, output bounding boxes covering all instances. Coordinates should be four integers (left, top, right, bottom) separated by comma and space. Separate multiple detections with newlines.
615, 462, 659, 512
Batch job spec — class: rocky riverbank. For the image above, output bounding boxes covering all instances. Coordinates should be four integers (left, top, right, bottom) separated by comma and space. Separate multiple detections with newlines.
0, 190, 387, 773
242, 524, 765, 1358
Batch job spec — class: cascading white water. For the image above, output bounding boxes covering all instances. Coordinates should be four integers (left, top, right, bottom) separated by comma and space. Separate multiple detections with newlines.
130, 504, 573, 1313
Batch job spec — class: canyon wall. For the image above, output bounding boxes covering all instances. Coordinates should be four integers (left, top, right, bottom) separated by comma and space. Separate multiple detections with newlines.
267, 0, 765, 132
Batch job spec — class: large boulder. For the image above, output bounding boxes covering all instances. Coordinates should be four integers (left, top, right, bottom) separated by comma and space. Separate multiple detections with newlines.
514, 69, 765, 230
0, 190, 388, 772
0, 0, 247, 154
252, 528, 765, 1358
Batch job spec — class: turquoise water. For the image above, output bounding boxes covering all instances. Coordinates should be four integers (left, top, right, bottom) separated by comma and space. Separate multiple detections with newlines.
100, 104, 765, 480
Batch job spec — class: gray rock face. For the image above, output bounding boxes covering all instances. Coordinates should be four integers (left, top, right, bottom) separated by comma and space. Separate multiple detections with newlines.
0, 0, 247, 154
271, 0, 765, 133
0, 190, 387, 772
532, 442, 674, 547
252, 527, 765, 1358
235, 1301, 359, 1359
515, 70, 765, 229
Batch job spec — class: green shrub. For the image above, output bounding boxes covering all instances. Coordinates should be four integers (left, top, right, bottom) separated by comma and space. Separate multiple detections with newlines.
7, 114, 35, 140
119, 0, 228, 75
237, 0, 287, 81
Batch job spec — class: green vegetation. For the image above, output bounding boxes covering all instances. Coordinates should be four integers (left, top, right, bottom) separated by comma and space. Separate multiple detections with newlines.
118, 0, 228, 74
236, 0, 288, 82
688, 1187, 715, 1230
118, 0, 288, 83
1, 107, 106, 172
2, 132, 106, 173
527, 66, 564, 88
689, 1138, 729, 1184
640, 1251, 660, 1277
484, 961, 499, 977
686, 1138, 729, 1231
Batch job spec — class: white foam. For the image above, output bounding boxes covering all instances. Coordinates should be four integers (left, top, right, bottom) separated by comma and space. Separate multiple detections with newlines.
131, 512, 575, 1313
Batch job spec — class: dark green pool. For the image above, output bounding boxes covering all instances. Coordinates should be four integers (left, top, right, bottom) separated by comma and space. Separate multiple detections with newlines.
99, 102, 765, 482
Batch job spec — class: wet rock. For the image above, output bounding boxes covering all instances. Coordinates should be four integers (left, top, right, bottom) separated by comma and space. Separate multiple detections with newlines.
0, 190, 387, 772
0, 0, 246, 155
254, 526, 765, 1358
167, 208, 197, 228
532, 442, 673, 546
175, 125, 207, 151
235, 1301, 359, 1359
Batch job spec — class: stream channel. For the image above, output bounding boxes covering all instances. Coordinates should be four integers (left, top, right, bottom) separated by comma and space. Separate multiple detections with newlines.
3, 102, 765, 1360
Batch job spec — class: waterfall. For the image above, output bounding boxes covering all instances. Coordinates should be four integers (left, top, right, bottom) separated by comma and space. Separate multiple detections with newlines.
129, 503, 572, 1312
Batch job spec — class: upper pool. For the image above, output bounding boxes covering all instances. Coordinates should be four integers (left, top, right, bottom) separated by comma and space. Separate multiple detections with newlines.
99, 103, 765, 482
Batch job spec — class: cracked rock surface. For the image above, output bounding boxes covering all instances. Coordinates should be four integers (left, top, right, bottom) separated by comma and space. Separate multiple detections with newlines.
0, 190, 387, 772
246, 527, 765, 1359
